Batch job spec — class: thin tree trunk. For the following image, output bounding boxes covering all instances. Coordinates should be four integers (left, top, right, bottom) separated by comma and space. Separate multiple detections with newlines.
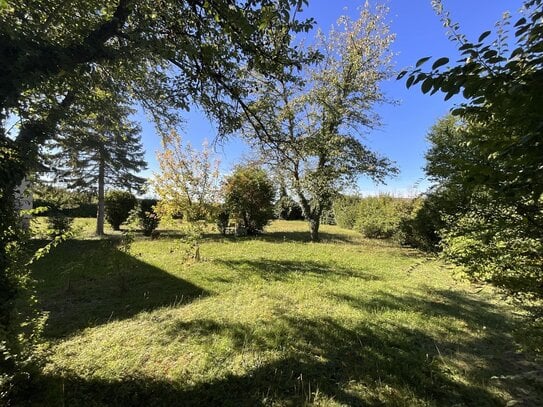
309, 216, 320, 242
96, 158, 105, 236
293, 187, 321, 242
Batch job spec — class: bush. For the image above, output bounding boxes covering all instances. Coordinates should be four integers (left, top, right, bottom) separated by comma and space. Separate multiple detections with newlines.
34, 187, 96, 218
34, 200, 96, 218
105, 191, 137, 231
32, 186, 75, 236
398, 194, 445, 252
65, 202, 96, 218
333, 195, 413, 239
355, 196, 412, 239
224, 165, 275, 235
320, 208, 335, 225
137, 199, 160, 236
332, 196, 360, 229
46, 213, 73, 237
440, 191, 543, 302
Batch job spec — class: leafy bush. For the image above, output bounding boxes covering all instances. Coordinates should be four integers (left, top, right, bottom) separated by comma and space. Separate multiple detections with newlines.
440, 192, 543, 302
332, 196, 360, 229
333, 195, 412, 239
47, 213, 73, 237
34, 187, 96, 218
397, 194, 445, 252
136, 199, 159, 237
0, 242, 47, 404
32, 185, 76, 236
224, 165, 275, 235
105, 191, 137, 231
139, 199, 158, 215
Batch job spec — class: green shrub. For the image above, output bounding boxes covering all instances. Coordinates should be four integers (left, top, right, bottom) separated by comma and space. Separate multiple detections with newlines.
398, 194, 445, 252
332, 196, 360, 229
224, 165, 275, 235
34, 200, 96, 218
137, 199, 160, 237
354, 196, 401, 239
33, 186, 76, 236
105, 191, 137, 231
34, 187, 96, 218
65, 203, 96, 218
334, 195, 412, 239
47, 214, 73, 237
440, 193, 543, 302
320, 208, 335, 225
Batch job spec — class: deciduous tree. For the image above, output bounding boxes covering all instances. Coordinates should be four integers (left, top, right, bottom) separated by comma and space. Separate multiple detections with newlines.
0, 1, 313, 396
151, 130, 221, 260
400, 0, 543, 301
244, 3, 397, 241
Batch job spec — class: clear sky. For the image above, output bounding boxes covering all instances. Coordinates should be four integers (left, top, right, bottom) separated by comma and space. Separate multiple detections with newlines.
138, 0, 520, 197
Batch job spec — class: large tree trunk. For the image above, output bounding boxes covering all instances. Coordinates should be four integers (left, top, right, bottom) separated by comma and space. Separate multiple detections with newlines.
96, 158, 105, 236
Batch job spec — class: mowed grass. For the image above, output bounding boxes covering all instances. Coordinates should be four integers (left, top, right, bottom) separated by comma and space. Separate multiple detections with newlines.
30, 220, 541, 406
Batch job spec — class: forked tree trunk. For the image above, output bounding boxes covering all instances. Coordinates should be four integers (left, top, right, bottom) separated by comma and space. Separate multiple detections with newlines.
96, 158, 105, 236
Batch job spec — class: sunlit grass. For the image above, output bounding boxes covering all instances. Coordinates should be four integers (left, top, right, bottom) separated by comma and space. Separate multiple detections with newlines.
30, 220, 541, 406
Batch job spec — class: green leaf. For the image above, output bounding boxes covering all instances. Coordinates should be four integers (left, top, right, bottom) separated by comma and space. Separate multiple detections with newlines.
396, 70, 407, 80
444, 92, 455, 101
416, 57, 431, 67
406, 75, 415, 88
451, 108, 463, 115
514, 17, 526, 27
478, 31, 491, 42
432, 57, 449, 70
413, 73, 426, 85
421, 77, 433, 94
483, 50, 498, 59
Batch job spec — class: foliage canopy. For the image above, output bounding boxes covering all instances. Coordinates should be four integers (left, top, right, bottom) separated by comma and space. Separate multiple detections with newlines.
223, 164, 275, 235
244, 3, 398, 241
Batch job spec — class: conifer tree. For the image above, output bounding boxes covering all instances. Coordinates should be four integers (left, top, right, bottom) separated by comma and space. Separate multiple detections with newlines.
48, 91, 146, 235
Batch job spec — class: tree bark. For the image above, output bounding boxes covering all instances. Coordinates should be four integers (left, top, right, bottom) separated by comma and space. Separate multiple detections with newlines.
96, 157, 105, 236
309, 216, 320, 242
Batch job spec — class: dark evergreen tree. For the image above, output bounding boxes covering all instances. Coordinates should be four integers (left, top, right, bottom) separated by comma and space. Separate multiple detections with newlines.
47, 92, 146, 235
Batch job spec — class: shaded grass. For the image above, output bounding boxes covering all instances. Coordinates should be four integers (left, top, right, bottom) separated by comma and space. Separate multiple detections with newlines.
32, 239, 207, 338
28, 220, 542, 406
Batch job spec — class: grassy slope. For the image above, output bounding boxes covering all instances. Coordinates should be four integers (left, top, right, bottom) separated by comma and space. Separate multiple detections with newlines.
30, 220, 541, 406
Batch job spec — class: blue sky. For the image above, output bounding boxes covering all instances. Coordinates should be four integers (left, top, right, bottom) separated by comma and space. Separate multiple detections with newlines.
138, 0, 520, 196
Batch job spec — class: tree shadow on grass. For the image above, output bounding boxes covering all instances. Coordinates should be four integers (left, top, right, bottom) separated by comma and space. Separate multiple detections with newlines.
31, 239, 208, 339
30, 289, 541, 406
254, 230, 362, 244
157, 229, 363, 245
214, 258, 382, 281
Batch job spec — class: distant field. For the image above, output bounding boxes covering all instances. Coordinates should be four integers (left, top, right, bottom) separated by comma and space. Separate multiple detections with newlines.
30, 220, 541, 406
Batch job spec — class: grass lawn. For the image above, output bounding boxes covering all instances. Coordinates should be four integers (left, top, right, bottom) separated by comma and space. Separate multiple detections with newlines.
29, 219, 541, 406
